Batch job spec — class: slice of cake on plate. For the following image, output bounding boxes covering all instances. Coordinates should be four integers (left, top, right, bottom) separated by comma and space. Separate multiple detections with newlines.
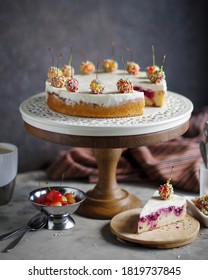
137, 177, 187, 234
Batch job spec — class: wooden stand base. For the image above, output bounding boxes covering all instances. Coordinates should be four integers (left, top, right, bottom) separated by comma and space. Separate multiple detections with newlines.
77, 148, 142, 219
23, 120, 190, 220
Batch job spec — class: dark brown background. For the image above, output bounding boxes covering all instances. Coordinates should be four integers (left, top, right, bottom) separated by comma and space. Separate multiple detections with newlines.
0, 0, 207, 172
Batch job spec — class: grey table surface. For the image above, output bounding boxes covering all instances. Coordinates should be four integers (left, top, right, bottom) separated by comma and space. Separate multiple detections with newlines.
0, 171, 207, 260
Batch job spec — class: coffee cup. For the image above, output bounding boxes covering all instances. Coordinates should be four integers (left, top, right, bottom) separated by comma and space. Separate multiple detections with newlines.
0, 143, 18, 205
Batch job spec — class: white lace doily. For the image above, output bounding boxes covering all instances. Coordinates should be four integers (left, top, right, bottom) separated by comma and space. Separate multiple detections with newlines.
19, 92, 193, 136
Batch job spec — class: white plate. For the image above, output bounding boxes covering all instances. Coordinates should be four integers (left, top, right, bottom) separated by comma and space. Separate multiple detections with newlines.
186, 196, 208, 227
19, 91, 193, 136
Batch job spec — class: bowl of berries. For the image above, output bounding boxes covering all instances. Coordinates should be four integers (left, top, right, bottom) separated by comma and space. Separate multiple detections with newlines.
29, 186, 86, 230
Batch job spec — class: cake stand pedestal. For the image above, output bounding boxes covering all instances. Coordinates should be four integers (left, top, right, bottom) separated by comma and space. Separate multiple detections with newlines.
20, 92, 193, 219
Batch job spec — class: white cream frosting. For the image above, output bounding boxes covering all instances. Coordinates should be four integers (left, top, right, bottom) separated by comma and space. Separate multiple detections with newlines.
46, 70, 145, 107
140, 190, 186, 217
134, 78, 167, 92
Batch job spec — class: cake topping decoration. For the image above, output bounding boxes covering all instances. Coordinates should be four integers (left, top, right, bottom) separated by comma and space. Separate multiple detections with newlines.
148, 66, 166, 84
146, 45, 160, 78
159, 166, 174, 200
117, 78, 134, 93
80, 50, 95, 74
48, 66, 63, 81
51, 75, 66, 88
102, 58, 118, 73
90, 62, 105, 94
62, 65, 74, 77
90, 79, 105, 94
65, 48, 79, 92
62, 46, 75, 77
148, 54, 166, 84
125, 47, 140, 76
49, 52, 66, 88
117, 56, 134, 93
48, 48, 63, 80
102, 42, 118, 72
65, 77, 79, 92
126, 61, 140, 76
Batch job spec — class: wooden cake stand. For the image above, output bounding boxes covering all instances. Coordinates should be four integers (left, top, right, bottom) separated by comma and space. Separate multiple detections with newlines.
19, 92, 193, 219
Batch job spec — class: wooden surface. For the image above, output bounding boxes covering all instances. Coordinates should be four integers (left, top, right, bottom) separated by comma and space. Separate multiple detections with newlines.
24, 121, 189, 148
110, 208, 200, 248
77, 148, 142, 219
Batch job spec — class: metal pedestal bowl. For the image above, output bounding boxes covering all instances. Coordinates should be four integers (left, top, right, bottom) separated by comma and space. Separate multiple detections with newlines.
29, 186, 86, 230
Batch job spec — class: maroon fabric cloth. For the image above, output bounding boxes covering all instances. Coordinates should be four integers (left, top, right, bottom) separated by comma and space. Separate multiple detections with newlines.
46, 107, 208, 193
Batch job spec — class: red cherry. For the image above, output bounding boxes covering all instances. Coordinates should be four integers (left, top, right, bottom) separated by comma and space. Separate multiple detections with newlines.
35, 197, 46, 205
45, 190, 54, 202
53, 190, 62, 203
45, 190, 62, 203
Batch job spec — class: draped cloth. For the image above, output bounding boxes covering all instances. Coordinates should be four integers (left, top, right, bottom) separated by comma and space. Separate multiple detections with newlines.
46, 107, 208, 193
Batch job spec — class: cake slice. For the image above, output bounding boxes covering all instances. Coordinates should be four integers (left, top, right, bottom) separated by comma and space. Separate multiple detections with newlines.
137, 190, 186, 234
134, 67, 167, 107
133, 46, 167, 107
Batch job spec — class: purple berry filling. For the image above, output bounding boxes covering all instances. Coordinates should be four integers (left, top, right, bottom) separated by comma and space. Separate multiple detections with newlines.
134, 86, 155, 99
139, 205, 185, 224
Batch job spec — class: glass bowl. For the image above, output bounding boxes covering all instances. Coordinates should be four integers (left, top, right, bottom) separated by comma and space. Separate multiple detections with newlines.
29, 186, 86, 230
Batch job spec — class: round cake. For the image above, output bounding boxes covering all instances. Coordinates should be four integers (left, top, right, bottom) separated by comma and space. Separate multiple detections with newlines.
46, 71, 145, 118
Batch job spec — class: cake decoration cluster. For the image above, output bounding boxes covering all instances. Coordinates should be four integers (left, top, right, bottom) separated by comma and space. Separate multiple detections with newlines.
62, 65, 75, 77
46, 45, 167, 106
102, 42, 118, 73
146, 65, 160, 78
159, 167, 174, 200
80, 60, 95, 74
148, 66, 166, 84
116, 56, 134, 93
48, 49, 63, 81
62, 48, 75, 78
89, 62, 105, 94
90, 78, 105, 94
47, 50, 140, 94
65, 77, 79, 92
126, 61, 140, 76
48, 66, 63, 81
79, 50, 95, 74
159, 178, 174, 200
117, 78, 133, 93
51, 75, 66, 88
192, 195, 208, 215
146, 45, 166, 84
102, 59, 118, 73
125, 48, 140, 76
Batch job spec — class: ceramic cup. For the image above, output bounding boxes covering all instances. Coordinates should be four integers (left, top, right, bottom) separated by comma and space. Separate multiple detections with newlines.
0, 143, 18, 205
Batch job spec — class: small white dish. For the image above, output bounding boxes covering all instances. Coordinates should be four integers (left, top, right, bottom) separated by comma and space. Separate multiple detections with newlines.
185, 196, 208, 227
